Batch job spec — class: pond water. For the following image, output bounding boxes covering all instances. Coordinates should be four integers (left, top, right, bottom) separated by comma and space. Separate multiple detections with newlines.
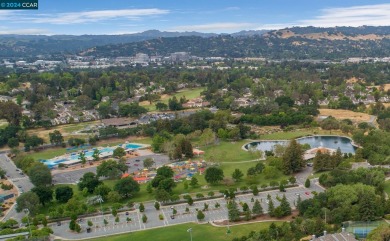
245, 135, 357, 154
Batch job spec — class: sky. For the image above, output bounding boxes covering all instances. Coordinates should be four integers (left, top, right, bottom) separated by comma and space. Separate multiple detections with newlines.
1, 0, 390, 35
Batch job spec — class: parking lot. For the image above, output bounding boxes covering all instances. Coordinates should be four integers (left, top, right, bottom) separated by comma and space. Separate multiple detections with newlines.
51, 186, 316, 239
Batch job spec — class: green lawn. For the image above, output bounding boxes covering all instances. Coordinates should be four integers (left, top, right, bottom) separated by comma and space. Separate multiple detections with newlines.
260, 130, 313, 140
141, 87, 205, 111
86, 221, 284, 241
29, 147, 67, 160
199, 140, 253, 163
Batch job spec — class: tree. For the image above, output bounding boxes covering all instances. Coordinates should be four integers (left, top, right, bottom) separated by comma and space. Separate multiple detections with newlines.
305, 179, 311, 188
168, 96, 182, 111
143, 158, 155, 169
156, 166, 174, 178
0, 101, 22, 125
139, 203, 145, 212
268, 198, 275, 217
228, 200, 240, 222
97, 160, 127, 179
92, 149, 100, 162
242, 203, 249, 212
76, 95, 94, 109
197, 210, 205, 221
142, 214, 148, 223
93, 184, 111, 200
24, 135, 44, 151
232, 169, 244, 182
49, 130, 64, 146
155, 189, 171, 202
279, 183, 286, 192
113, 147, 126, 158
279, 195, 292, 216
28, 163, 52, 187
189, 177, 199, 187
16, 192, 41, 215
366, 225, 390, 241
154, 202, 160, 210
55, 186, 73, 203
31, 187, 53, 206
107, 191, 121, 203
187, 196, 194, 206
78, 172, 101, 193
282, 140, 304, 174
79, 152, 86, 166
151, 134, 166, 153
205, 167, 224, 184
252, 199, 263, 216
7, 137, 19, 148
88, 220, 93, 227
114, 177, 140, 198
155, 102, 168, 111
251, 185, 259, 196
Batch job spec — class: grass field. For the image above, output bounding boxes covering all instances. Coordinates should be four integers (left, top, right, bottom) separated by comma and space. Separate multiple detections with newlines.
199, 140, 253, 163
86, 221, 283, 241
260, 130, 313, 140
318, 109, 371, 122
140, 87, 205, 111
26, 121, 100, 142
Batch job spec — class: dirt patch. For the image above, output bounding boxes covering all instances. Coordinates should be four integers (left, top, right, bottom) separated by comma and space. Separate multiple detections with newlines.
318, 109, 371, 122
368, 84, 390, 91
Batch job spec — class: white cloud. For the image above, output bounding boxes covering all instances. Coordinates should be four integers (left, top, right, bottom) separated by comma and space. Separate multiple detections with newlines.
256, 3, 390, 30
299, 4, 390, 27
0, 28, 51, 35
170, 22, 254, 33
10, 8, 169, 24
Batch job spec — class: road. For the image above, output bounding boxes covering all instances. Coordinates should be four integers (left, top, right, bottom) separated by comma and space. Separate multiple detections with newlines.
52, 154, 170, 184
50, 185, 321, 240
0, 154, 34, 221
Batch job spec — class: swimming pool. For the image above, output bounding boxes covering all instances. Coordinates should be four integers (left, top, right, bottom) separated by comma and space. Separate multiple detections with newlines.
125, 143, 142, 149
41, 142, 146, 168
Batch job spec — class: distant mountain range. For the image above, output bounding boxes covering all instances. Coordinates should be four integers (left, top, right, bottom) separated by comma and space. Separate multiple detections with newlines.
86, 26, 390, 60
0, 29, 268, 58
1, 26, 390, 59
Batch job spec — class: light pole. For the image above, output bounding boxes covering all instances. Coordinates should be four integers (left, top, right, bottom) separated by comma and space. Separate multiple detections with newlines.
23, 208, 32, 238
187, 228, 193, 241
97, 195, 105, 231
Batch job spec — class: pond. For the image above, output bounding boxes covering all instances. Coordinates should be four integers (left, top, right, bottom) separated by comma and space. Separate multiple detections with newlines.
245, 135, 357, 154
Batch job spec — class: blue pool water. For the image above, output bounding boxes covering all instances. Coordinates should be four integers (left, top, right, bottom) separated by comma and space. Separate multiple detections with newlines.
125, 143, 142, 149
245, 135, 357, 154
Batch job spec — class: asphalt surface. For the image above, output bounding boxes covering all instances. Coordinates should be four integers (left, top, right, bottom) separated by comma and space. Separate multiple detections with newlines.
0, 154, 34, 221
50, 185, 320, 240
52, 154, 170, 184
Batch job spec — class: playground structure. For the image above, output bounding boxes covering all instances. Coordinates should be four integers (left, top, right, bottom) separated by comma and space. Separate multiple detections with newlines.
123, 159, 208, 184
168, 160, 207, 180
